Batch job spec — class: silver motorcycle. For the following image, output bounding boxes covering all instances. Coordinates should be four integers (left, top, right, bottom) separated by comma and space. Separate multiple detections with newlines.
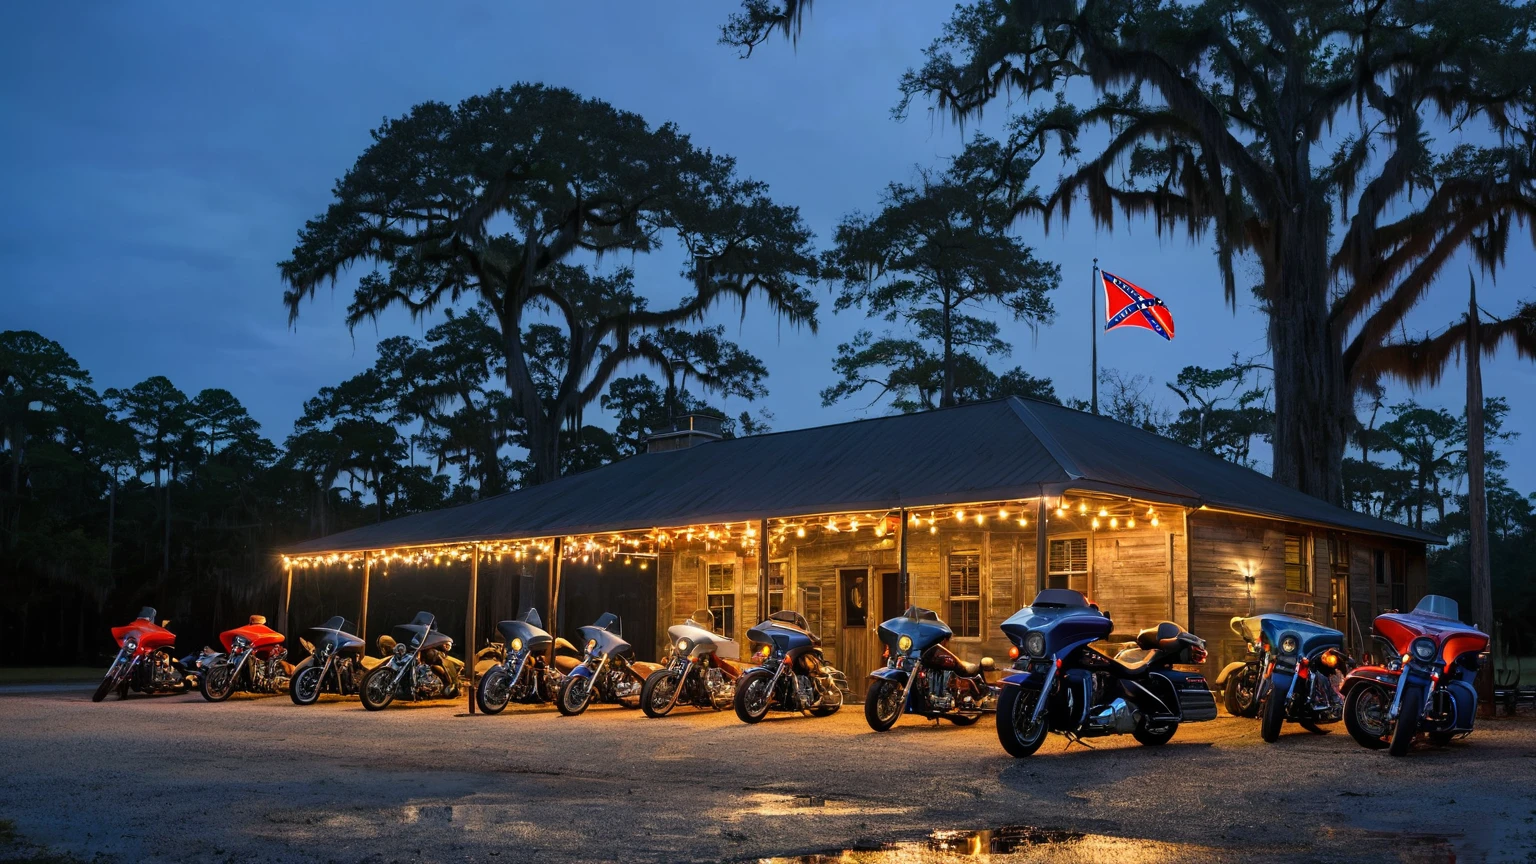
641, 609, 742, 717
360, 611, 460, 710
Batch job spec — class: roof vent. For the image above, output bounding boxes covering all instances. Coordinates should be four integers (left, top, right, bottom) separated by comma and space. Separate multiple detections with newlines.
646, 413, 724, 454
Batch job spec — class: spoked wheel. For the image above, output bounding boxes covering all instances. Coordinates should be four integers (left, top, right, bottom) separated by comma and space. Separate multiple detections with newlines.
1389, 682, 1424, 757
360, 665, 398, 711
734, 671, 773, 724
557, 676, 592, 716
864, 678, 903, 732
290, 664, 325, 706
1260, 689, 1287, 743
1224, 667, 1260, 717
1344, 683, 1391, 750
476, 668, 513, 715
996, 686, 1048, 758
641, 670, 682, 719
200, 662, 237, 703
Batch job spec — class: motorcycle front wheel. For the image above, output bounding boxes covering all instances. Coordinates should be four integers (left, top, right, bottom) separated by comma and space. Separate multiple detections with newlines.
92, 667, 123, 703
641, 670, 682, 718
734, 671, 773, 724
476, 668, 513, 715
863, 678, 902, 731
556, 676, 592, 716
290, 665, 324, 706
360, 665, 397, 711
996, 686, 1048, 757
1388, 682, 1423, 757
1259, 690, 1286, 742
1343, 683, 1390, 750
200, 662, 237, 702
1224, 667, 1259, 717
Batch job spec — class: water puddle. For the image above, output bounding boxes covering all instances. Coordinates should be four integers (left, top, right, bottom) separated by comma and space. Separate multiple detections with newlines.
757, 825, 1230, 863
725, 793, 909, 820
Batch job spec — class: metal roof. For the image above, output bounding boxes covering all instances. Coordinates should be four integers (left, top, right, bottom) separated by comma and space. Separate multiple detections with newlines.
284, 397, 1439, 554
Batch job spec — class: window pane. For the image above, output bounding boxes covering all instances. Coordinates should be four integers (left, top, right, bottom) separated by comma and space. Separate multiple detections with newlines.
948, 553, 980, 597
949, 599, 980, 638
1048, 538, 1088, 575
1284, 535, 1308, 593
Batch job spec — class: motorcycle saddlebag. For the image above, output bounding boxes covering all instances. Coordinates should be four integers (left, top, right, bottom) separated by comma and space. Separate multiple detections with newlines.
1158, 670, 1218, 722
1442, 679, 1478, 732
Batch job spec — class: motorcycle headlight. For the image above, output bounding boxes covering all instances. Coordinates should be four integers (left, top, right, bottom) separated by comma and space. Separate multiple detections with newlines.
587, 639, 597, 652
1279, 635, 1299, 655
121, 637, 138, 653
1411, 637, 1437, 662
676, 638, 691, 653
897, 635, 912, 653
510, 637, 523, 653
1024, 632, 1046, 659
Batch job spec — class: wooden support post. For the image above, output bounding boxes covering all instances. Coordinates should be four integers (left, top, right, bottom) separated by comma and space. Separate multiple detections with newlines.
898, 507, 909, 607
278, 563, 293, 635
548, 537, 564, 662
468, 544, 479, 715
758, 519, 769, 622
1035, 496, 1048, 595
360, 553, 370, 646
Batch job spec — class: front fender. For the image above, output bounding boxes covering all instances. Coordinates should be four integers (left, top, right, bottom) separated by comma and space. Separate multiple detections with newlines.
1267, 670, 1295, 706
999, 670, 1039, 689
868, 666, 909, 684
1341, 666, 1398, 694
1216, 661, 1249, 686
566, 664, 595, 680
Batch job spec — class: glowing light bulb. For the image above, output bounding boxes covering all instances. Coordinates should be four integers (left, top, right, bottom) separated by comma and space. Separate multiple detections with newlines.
1151, 516, 1159, 527
1128, 518, 1136, 528
1079, 503, 1088, 514
1091, 517, 1100, 529
909, 514, 920, 526
929, 525, 938, 534
1109, 517, 1119, 529
999, 509, 1009, 519
826, 518, 838, 532
1018, 518, 1028, 528
955, 509, 965, 521
796, 526, 806, 538
975, 514, 985, 525
1098, 508, 1109, 518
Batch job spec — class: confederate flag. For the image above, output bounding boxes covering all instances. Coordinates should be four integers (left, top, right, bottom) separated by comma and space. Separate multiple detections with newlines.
1101, 271, 1175, 340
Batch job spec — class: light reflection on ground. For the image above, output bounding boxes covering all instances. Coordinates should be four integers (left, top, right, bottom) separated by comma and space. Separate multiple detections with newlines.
757, 826, 1232, 863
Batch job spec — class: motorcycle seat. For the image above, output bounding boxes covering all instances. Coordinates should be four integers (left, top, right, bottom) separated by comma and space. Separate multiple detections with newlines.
630, 661, 666, 679
1110, 651, 1158, 676
1135, 621, 1188, 652
553, 655, 581, 674
956, 659, 983, 677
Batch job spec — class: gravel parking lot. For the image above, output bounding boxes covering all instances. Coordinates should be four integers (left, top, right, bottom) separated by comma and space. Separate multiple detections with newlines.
0, 688, 1532, 863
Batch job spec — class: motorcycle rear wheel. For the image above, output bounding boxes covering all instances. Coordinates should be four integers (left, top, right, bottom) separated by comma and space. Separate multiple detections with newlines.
864, 679, 902, 731
360, 665, 397, 711
996, 686, 1048, 758
641, 670, 682, 718
1343, 684, 1390, 750
290, 665, 324, 706
476, 668, 513, 715
1133, 716, 1178, 746
1388, 682, 1423, 757
556, 676, 592, 716
200, 662, 236, 703
1259, 691, 1286, 743
734, 671, 773, 724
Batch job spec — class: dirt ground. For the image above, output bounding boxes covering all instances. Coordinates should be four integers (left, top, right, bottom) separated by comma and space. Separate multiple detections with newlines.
0, 688, 1532, 863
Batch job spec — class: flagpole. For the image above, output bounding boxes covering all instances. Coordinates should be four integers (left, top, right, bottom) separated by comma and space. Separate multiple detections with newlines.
1091, 258, 1099, 415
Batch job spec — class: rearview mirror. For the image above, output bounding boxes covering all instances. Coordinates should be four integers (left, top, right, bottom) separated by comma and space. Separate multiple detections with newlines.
161, 620, 171, 628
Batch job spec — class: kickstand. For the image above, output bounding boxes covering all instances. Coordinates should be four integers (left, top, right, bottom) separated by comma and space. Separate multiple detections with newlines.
1062, 732, 1096, 750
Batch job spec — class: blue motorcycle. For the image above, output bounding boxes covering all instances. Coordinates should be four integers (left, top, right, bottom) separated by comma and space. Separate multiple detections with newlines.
1243, 613, 1352, 741
864, 606, 998, 731
995, 589, 1217, 757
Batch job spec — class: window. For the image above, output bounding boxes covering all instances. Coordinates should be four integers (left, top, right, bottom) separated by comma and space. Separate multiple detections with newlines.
1374, 549, 1386, 585
706, 563, 735, 638
948, 553, 981, 637
1047, 538, 1089, 591
1284, 534, 1310, 594
766, 561, 786, 616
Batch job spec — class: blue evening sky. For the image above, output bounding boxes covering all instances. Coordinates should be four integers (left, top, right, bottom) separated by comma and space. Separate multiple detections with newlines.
4, 2, 1533, 493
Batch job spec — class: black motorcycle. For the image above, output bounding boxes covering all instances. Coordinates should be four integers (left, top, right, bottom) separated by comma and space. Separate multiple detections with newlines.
995, 589, 1217, 757
290, 616, 367, 705
865, 606, 997, 731
556, 613, 659, 715
359, 611, 461, 710
476, 608, 583, 714
733, 610, 848, 723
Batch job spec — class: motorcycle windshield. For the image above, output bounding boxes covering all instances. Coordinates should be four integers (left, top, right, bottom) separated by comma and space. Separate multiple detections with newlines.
1255, 613, 1343, 657
578, 624, 630, 657
137, 606, 158, 621
1413, 595, 1460, 620
747, 621, 813, 653
496, 618, 552, 649
877, 614, 951, 653
311, 617, 363, 654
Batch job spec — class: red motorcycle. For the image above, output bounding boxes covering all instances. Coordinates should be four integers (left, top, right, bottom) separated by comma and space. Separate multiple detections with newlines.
200, 615, 290, 702
1342, 595, 1489, 756
93, 607, 196, 702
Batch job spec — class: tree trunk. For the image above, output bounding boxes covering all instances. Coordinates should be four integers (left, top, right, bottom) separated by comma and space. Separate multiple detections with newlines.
1268, 209, 1348, 504
162, 481, 171, 581
940, 300, 955, 408
526, 415, 562, 485
1465, 279, 1494, 716
106, 472, 116, 576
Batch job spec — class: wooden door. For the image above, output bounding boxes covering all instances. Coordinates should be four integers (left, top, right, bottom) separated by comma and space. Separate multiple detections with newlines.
838, 568, 871, 689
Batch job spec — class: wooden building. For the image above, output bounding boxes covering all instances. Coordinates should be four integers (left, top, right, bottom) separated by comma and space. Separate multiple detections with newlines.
282, 398, 1437, 685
